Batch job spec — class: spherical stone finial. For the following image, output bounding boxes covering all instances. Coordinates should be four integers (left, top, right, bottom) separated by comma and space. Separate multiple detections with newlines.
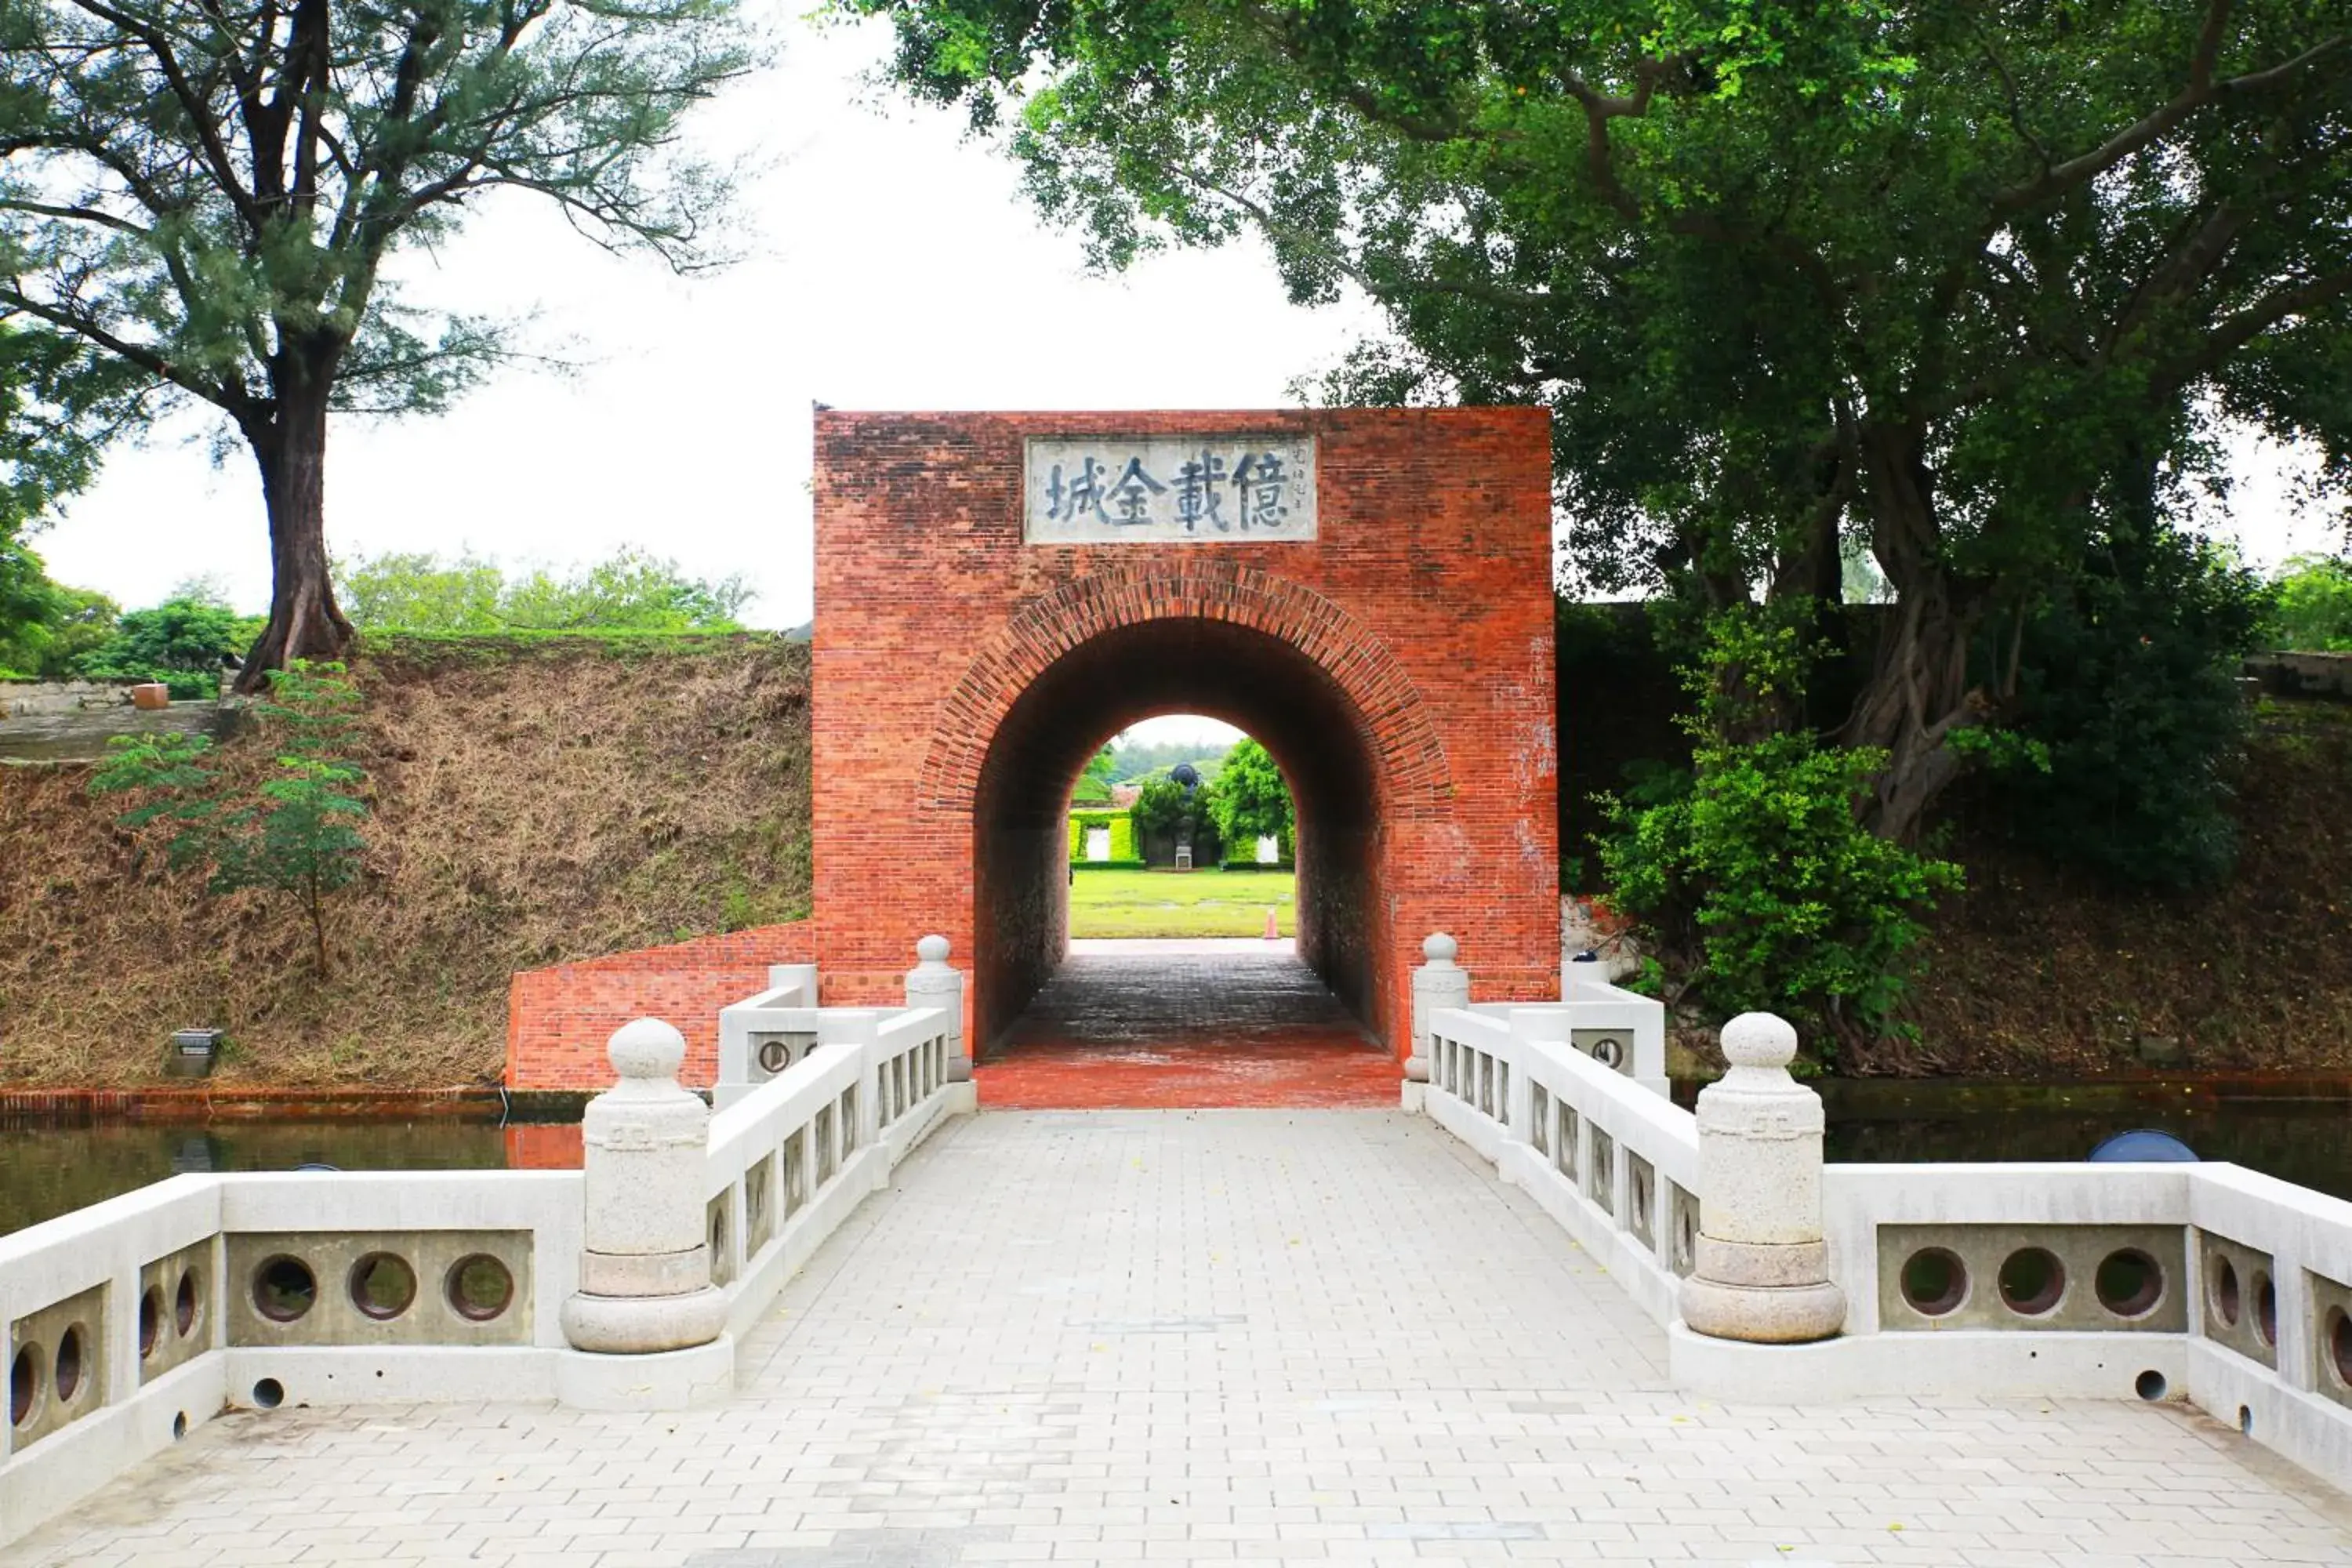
1720, 1011, 1798, 1070
608, 1017, 687, 1081
916, 934, 951, 964
1422, 932, 1458, 964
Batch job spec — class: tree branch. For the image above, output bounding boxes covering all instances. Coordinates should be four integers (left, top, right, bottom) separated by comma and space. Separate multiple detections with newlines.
2157, 267, 2352, 394
0, 287, 234, 412
1993, 6, 2347, 214
61, 0, 263, 229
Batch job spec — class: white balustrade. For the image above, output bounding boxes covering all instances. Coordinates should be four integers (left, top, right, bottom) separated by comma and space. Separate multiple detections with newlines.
1411, 928, 2352, 1499
1425, 996, 1697, 1327
0, 945, 977, 1549
714, 962, 821, 1111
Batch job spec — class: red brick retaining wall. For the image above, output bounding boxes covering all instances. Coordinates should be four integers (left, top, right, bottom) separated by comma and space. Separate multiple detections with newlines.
504, 921, 814, 1089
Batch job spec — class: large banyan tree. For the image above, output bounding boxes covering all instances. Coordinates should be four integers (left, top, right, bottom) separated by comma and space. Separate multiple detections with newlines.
848, 0, 2350, 840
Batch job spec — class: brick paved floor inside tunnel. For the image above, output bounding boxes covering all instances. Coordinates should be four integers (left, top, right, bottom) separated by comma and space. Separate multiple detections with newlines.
17, 1109, 2352, 1568
976, 942, 1401, 1109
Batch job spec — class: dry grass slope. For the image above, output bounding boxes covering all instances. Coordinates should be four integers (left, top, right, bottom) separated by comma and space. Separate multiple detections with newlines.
1906, 699, 2352, 1076
0, 636, 811, 1087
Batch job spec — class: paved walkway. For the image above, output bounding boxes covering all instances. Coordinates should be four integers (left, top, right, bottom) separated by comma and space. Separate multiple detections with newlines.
980, 949, 1399, 1109
16, 1112, 2352, 1566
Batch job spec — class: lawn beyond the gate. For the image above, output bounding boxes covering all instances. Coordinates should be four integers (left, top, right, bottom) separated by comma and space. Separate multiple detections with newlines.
1066, 867, 1296, 938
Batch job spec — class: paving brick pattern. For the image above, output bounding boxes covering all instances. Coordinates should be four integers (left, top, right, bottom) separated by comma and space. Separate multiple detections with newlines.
16, 1112, 2352, 1567
978, 949, 1399, 1109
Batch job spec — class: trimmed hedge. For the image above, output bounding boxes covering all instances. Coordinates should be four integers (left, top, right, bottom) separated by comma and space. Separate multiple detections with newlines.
1072, 858, 1149, 871
1067, 809, 1137, 863
1220, 858, 1295, 872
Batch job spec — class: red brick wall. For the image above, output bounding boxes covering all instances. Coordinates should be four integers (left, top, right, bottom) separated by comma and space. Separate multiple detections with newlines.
504, 920, 814, 1090
814, 409, 1560, 1055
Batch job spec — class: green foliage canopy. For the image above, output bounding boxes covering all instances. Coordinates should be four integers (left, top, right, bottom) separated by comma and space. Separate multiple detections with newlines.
336, 548, 753, 633
2271, 554, 2352, 651
1974, 528, 2271, 890
1, 323, 151, 544
0, 538, 117, 678
72, 592, 260, 695
851, 0, 2352, 844
1, 0, 756, 681
1203, 737, 1294, 850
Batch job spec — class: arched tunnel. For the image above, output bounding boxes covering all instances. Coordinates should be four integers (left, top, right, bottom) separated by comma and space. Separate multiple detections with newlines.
971, 615, 1394, 1052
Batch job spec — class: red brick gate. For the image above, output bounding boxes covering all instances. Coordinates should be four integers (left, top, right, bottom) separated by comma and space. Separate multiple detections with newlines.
811, 408, 1560, 1058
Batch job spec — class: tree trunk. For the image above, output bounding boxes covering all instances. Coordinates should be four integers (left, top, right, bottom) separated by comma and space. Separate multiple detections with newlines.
1835, 423, 1984, 843
235, 350, 352, 694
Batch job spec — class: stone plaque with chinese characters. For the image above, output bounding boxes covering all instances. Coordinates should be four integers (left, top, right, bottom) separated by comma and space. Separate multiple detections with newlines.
1023, 436, 1317, 543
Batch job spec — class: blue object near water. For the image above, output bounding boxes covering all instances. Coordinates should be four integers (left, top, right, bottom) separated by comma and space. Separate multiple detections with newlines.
2088, 1128, 2200, 1163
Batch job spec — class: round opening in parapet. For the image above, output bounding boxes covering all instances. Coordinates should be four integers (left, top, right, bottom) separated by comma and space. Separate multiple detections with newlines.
2328, 1307, 2352, 1389
54, 1324, 85, 1404
2254, 1272, 2278, 1348
2239, 1405, 2253, 1435
1900, 1248, 1968, 1317
252, 1255, 318, 1323
252, 1377, 284, 1410
172, 1410, 188, 1440
445, 1254, 514, 1322
1998, 1247, 2066, 1316
9, 1344, 38, 1428
2096, 1249, 2165, 1319
140, 1285, 164, 1359
348, 1252, 418, 1321
2210, 1255, 2241, 1327
175, 1267, 201, 1338
2135, 1369, 2168, 1401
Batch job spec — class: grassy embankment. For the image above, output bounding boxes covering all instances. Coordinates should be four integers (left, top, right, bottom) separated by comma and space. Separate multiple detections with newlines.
1067, 868, 1295, 938
0, 633, 811, 1089
2, 633, 2344, 1087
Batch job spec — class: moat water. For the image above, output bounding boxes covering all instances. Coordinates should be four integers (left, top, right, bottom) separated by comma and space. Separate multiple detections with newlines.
4, 1084, 2348, 1236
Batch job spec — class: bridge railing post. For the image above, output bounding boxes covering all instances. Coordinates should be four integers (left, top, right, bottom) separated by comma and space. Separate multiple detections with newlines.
1677, 1012, 1846, 1344
906, 935, 968, 1083
1408, 933, 1469, 1086
560, 1018, 728, 1359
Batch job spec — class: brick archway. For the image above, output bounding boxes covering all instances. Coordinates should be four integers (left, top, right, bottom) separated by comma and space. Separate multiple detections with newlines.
915, 561, 1453, 822
810, 408, 1563, 1068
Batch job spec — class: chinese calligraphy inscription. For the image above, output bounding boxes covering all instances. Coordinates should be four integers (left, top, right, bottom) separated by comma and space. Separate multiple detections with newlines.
1025, 436, 1317, 543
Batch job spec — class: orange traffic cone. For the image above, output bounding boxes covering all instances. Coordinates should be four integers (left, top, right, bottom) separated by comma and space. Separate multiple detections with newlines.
1264, 907, 1281, 941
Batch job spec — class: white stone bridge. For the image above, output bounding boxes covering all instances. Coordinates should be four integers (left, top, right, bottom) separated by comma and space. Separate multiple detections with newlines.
5, 942, 2352, 1567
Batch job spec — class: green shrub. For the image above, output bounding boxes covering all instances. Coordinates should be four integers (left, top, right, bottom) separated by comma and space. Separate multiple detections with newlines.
1974, 528, 2268, 891
2271, 554, 2352, 652
1071, 858, 1149, 871
1597, 609, 1962, 1057
1066, 810, 1137, 862
74, 595, 256, 685
1, 542, 124, 680
338, 546, 751, 633
93, 660, 369, 976
1219, 858, 1294, 872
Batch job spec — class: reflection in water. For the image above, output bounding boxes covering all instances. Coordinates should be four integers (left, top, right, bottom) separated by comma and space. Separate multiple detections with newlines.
0, 1120, 513, 1237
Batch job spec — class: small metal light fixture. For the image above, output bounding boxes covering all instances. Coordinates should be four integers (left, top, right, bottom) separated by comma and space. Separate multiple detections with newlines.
168, 1028, 223, 1079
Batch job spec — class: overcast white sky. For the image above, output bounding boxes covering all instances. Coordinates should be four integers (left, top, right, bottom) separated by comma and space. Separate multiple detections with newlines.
27, 12, 2343, 665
